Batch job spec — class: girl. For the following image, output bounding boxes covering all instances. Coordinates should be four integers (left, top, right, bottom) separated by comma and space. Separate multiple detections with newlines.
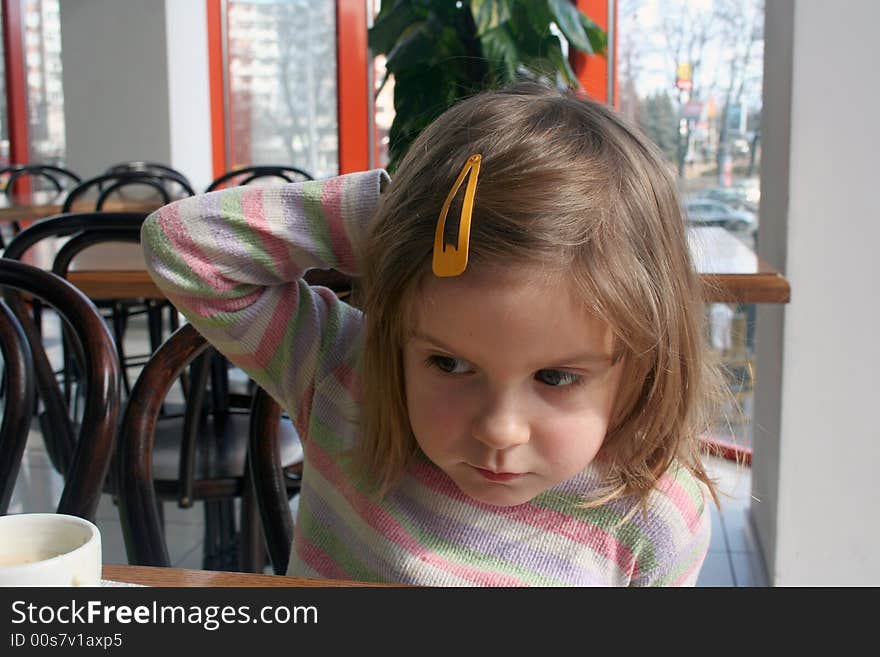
142, 82, 721, 586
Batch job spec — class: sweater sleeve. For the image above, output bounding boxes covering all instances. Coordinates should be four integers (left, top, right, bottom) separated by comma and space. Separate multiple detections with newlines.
140, 169, 390, 437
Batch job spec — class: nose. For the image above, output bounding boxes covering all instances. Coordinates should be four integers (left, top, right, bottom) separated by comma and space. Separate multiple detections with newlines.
471, 392, 531, 450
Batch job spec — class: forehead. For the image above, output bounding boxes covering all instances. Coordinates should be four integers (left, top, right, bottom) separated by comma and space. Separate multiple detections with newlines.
410, 265, 614, 362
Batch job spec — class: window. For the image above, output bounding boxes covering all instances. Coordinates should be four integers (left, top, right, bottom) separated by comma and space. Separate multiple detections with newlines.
23, 0, 65, 165
225, 0, 338, 178
619, 0, 765, 461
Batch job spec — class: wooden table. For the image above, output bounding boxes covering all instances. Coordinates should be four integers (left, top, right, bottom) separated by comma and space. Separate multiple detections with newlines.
0, 190, 165, 224
102, 564, 393, 587
16, 225, 790, 305
688, 227, 790, 304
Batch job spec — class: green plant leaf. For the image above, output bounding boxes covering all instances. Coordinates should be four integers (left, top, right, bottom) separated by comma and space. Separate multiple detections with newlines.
547, 0, 593, 54
543, 34, 579, 87
469, 0, 511, 36
385, 22, 435, 73
369, 0, 420, 55
578, 12, 607, 56
375, 0, 608, 170
479, 24, 519, 82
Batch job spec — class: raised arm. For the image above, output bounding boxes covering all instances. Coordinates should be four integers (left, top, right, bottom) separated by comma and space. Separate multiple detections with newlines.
140, 169, 390, 434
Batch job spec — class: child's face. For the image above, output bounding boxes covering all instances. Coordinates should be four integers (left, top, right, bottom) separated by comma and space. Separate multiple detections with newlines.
403, 265, 624, 507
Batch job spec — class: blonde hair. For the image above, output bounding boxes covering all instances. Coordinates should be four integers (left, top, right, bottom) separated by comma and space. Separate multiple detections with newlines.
355, 82, 722, 510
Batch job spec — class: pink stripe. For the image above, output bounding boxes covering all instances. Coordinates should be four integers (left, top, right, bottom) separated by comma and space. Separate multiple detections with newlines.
308, 440, 528, 586
242, 187, 300, 280
321, 177, 355, 272
155, 200, 238, 292
672, 550, 704, 586
410, 459, 639, 578
656, 473, 703, 534
294, 383, 315, 440
232, 286, 300, 371
174, 288, 264, 317
334, 362, 360, 399
294, 532, 351, 580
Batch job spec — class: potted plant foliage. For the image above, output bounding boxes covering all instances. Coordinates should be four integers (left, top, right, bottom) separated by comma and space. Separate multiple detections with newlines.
369, 0, 607, 170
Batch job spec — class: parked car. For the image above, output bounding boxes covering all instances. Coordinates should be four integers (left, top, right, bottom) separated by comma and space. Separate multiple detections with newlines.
684, 199, 757, 234
696, 184, 759, 212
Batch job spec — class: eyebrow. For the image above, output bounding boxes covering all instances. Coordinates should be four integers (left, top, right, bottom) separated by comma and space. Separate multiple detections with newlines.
410, 331, 615, 366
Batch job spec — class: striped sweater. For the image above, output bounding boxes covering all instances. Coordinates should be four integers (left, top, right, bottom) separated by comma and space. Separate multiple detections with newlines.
141, 169, 710, 586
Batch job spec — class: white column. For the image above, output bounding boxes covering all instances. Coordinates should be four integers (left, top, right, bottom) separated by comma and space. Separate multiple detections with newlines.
164, 0, 212, 192
755, 0, 880, 585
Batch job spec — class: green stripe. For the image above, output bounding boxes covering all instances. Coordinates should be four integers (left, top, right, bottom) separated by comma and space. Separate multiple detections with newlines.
532, 490, 660, 572
301, 179, 336, 267
644, 524, 710, 587
264, 282, 322, 392
222, 186, 284, 278
667, 464, 705, 511
297, 501, 380, 582
379, 485, 571, 586
143, 210, 241, 301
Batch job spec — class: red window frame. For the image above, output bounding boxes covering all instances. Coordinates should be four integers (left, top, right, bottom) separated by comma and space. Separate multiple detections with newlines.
2, 0, 30, 167
570, 0, 618, 107
205, 0, 370, 179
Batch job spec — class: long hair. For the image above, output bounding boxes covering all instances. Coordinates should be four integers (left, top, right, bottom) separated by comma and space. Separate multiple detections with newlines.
354, 82, 722, 509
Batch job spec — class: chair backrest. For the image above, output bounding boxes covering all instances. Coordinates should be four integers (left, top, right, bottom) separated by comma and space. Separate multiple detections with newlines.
0, 298, 36, 514
2, 212, 146, 473
62, 172, 195, 213
117, 322, 303, 569
104, 161, 191, 188
0, 164, 81, 196
117, 323, 210, 567
248, 386, 297, 575
0, 259, 120, 520
205, 165, 314, 192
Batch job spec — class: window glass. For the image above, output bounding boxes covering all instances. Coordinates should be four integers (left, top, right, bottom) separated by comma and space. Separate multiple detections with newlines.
227, 0, 338, 178
24, 0, 65, 165
619, 0, 763, 247
619, 0, 765, 460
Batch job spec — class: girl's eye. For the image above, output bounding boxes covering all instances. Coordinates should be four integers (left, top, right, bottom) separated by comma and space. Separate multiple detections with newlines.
536, 369, 583, 387
426, 355, 472, 374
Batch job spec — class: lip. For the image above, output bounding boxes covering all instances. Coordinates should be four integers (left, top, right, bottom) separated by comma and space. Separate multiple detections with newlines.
472, 466, 524, 483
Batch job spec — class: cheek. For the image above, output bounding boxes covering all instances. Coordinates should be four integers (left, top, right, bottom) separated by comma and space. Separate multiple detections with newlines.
403, 359, 469, 439
536, 411, 610, 468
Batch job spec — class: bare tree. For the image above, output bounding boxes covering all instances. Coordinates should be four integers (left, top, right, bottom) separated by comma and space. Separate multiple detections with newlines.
659, 1, 718, 176
713, 0, 764, 174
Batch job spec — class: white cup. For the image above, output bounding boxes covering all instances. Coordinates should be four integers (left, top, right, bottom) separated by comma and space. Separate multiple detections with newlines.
0, 513, 102, 586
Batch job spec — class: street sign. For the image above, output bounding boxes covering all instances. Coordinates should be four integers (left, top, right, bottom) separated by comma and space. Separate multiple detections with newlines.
682, 100, 703, 119
676, 63, 692, 90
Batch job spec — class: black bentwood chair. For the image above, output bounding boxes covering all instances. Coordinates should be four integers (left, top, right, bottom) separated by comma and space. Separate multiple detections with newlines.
117, 323, 303, 571
0, 294, 35, 515
0, 164, 82, 249
0, 164, 81, 196
247, 386, 303, 574
0, 259, 120, 520
205, 164, 313, 192
62, 171, 195, 213
1, 212, 173, 399
103, 161, 192, 190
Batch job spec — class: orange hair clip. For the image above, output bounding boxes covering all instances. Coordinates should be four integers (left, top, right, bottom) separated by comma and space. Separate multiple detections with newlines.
432, 154, 482, 277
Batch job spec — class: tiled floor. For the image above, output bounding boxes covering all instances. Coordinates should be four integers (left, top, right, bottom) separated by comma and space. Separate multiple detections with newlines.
3, 311, 769, 585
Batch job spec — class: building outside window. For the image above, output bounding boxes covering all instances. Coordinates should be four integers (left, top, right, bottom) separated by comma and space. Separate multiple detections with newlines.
226, 0, 338, 178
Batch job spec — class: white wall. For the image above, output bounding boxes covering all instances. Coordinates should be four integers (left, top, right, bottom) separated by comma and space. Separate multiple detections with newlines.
755, 0, 880, 585
59, 0, 172, 177
59, 0, 212, 187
